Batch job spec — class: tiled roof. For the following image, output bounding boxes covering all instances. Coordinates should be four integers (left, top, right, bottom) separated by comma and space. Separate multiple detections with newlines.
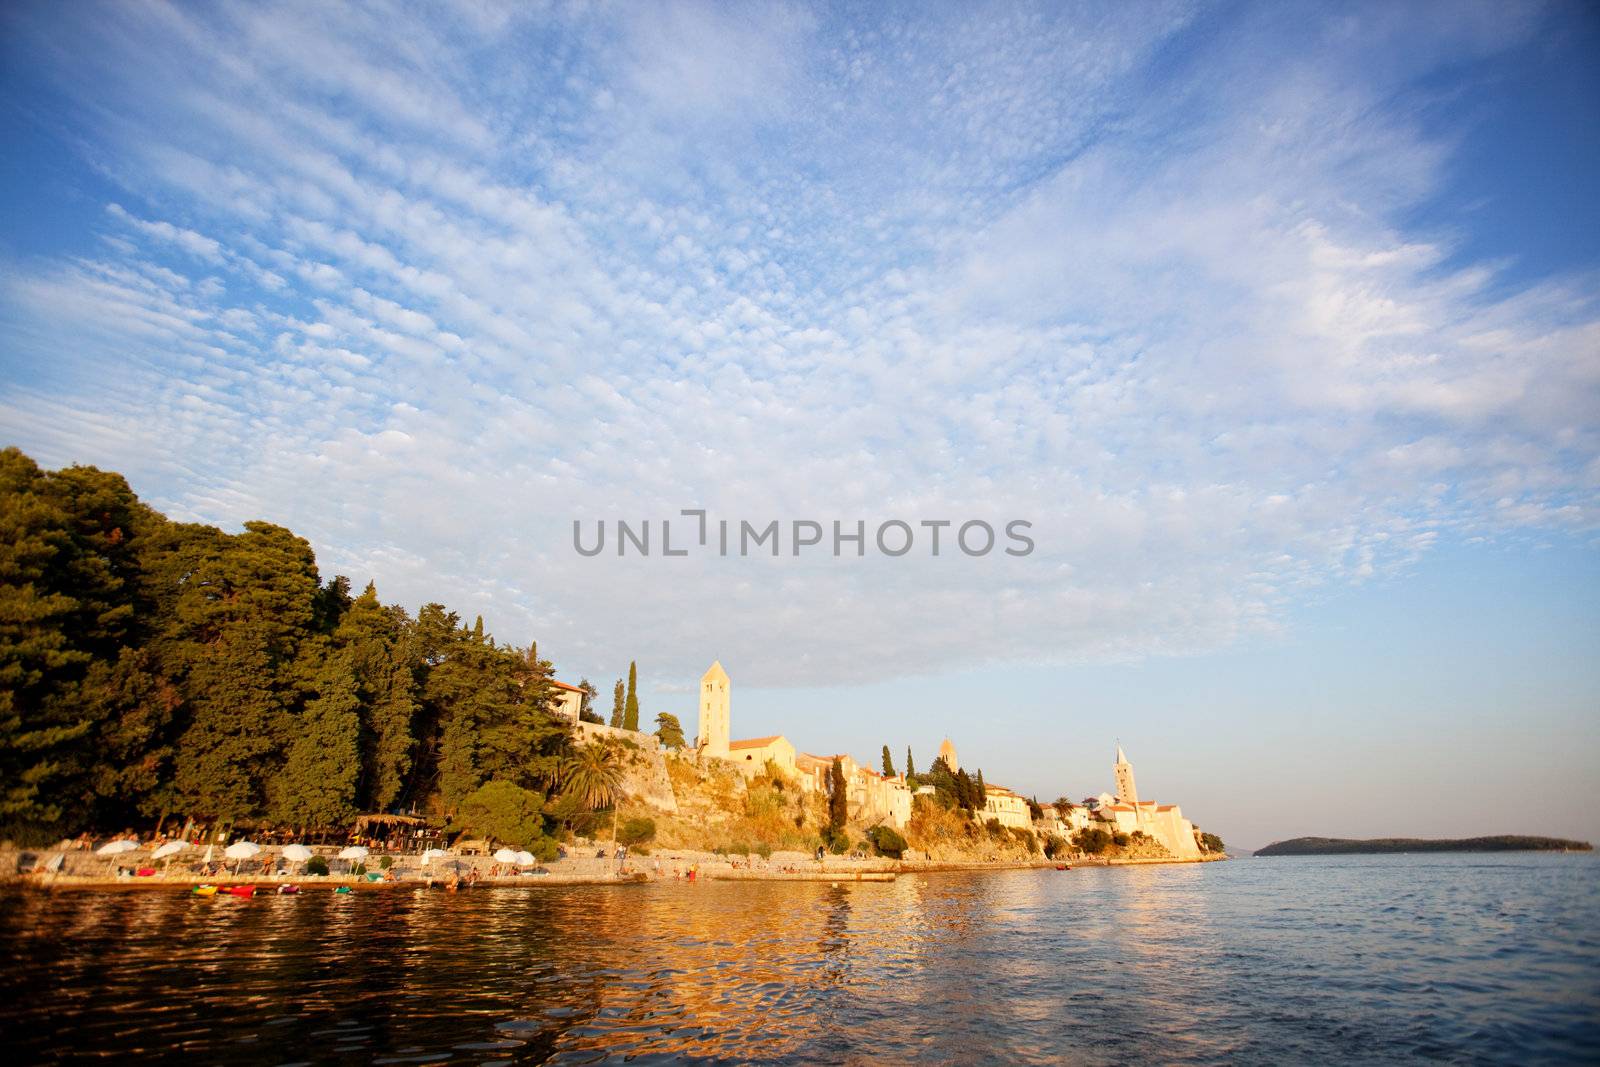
728, 735, 784, 750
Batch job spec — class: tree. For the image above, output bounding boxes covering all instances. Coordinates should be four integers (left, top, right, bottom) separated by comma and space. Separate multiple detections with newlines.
460, 779, 545, 848
577, 678, 604, 724
437, 715, 479, 815
1200, 831, 1225, 853
881, 745, 895, 777
559, 740, 626, 845
623, 660, 639, 731
827, 757, 848, 834
270, 653, 359, 828
1074, 828, 1111, 854
866, 824, 907, 858
610, 679, 625, 728
654, 712, 686, 749
905, 747, 915, 779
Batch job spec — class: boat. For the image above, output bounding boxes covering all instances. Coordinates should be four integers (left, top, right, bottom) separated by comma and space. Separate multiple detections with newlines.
1054, 864, 1071, 871
192, 885, 218, 897
277, 884, 300, 895
333, 885, 352, 895
222, 885, 256, 898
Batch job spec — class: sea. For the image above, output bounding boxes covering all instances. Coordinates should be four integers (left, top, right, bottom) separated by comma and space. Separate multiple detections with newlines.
1, 852, 1595, 1064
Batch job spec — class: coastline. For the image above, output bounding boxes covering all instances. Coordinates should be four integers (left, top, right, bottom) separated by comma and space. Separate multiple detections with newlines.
3, 848, 1228, 891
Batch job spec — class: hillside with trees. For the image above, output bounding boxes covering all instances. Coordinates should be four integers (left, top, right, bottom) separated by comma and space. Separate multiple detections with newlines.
1256, 836, 1593, 856
0, 448, 585, 847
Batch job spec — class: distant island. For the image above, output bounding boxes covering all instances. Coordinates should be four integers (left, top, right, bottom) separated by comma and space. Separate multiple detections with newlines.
1256, 836, 1593, 856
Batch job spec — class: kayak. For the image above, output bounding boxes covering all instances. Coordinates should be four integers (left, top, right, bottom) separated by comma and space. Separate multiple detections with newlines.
222, 885, 256, 898
192, 885, 218, 897
333, 886, 352, 895
1054, 865, 1071, 871
277, 884, 300, 895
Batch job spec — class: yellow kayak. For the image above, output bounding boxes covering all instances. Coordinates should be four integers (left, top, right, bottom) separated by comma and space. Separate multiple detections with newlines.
192, 885, 218, 897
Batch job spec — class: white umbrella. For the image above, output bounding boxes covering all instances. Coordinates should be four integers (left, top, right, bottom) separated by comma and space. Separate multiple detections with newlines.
224, 841, 260, 860
96, 839, 139, 856
282, 844, 313, 863
492, 847, 518, 863
336, 845, 369, 861
515, 851, 535, 867
152, 841, 188, 860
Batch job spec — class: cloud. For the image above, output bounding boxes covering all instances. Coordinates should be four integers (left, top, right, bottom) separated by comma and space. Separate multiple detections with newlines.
0, 1, 1594, 691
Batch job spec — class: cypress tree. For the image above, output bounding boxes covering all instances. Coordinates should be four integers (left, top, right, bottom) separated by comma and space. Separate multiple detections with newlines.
828, 757, 848, 832
906, 747, 915, 780
610, 679, 625, 727
623, 661, 639, 731
881, 745, 895, 777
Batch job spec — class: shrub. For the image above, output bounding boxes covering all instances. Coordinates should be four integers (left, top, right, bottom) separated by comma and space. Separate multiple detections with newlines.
306, 856, 329, 876
866, 825, 908, 859
1112, 832, 1130, 848
825, 828, 849, 854
753, 842, 772, 859
1043, 834, 1069, 859
617, 816, 657, 847
532, 836, 560, 862
985, 817, 1002, 834
461, 779, 545, 849
378, 855, 393, 870
1201, 832, 1225, 853
1074, 828, 1112, 855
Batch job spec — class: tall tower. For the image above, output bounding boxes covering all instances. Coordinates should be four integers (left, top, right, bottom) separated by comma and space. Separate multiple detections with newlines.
938, 737, 960, 773
698, 660, 730, 758
1114, 744, 1139, 806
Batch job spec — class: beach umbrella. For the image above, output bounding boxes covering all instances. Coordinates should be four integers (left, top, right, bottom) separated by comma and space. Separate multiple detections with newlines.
282, 844, 313, 863
337, 845, 368, 874
96, 839, 140, 856
515, 851, 535, 867
493, 847, 518, 863
224, 840, 260, 876
152, 841, 188, 860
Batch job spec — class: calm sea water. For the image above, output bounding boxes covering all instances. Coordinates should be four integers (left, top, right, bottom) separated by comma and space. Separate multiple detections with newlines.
1, 853, 1596, 1064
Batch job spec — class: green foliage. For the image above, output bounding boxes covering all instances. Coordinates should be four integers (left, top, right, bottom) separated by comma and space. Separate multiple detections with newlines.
1027, 796, 1044, 820
610, 679, 624, 728
305, 855, 329, 876
1112, 832, 1130, 848
378, 854, 393, 869
623, 661, 639, 732
559, 740, 625, 813
0, 449, 578, 841
881, 745, 895, 777
1043, 834, 1070, 859
654, 712, 686, 749
905, 747, 914, 780
866, 824, 908, 858
1201, 832, 1225, 853
577, 679, 604, 724
923, 758, 984, 813
827, 757, 848, 833
460, 779, 546, 848
1074, 828, 1112, 855
531, 835, 560, 862
617, 815, 657, 846
826, 828, 849, 854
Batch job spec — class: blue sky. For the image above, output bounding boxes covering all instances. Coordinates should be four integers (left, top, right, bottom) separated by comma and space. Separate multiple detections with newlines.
1, 1, 1596, 848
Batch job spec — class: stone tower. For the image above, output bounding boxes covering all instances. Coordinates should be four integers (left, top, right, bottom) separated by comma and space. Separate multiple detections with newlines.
1114, 744, 1139, 806
938, 737, 960, 773
698, 660, 730, 758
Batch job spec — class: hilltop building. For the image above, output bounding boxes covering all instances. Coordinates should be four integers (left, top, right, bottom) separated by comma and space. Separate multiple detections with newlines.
981, 784, 1032, 829
697, 660, 731, 758
547, 679, 588, 726
1092, 746, 1201, 858
938, 737, 960, 772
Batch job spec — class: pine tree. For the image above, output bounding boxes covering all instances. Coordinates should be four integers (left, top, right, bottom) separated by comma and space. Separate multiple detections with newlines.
654, 712, 686, 749
623, 660, 639, 731
610, 679, 625, 727
271, 653, 359, 828
437, 715, 478, 815
882, 745, 895, 777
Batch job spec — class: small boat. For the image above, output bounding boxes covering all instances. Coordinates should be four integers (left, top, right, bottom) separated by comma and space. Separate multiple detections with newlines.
222, 885, 256, 898
1054, 865, 1071, 871
277, 884, 300, 895
333, 885, 352, 895
192, 884, 218, 897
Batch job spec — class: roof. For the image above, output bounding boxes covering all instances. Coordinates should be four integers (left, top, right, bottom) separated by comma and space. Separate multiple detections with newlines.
549, 679, 586, 693
1107, 804, 1136, 812
728, 735, 785, 750
702, 660, 729, 683
1157, 805, 1177, 812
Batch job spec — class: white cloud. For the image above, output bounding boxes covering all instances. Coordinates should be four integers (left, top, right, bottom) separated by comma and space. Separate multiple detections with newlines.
0, 0, 1594, 694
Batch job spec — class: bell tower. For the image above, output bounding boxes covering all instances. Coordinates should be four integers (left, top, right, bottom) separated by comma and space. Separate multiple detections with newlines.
698, 660, 730, 758
1114, 744, 1139, 806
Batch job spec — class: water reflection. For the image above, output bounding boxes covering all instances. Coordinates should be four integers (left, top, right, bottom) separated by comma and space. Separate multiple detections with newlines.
2, 855, 1597, 1064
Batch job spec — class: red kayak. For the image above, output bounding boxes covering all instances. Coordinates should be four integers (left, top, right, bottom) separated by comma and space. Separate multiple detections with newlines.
222, 885, 256, 898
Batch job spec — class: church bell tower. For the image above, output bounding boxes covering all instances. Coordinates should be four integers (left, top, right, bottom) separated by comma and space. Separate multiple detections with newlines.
1114, 744, 1139, 806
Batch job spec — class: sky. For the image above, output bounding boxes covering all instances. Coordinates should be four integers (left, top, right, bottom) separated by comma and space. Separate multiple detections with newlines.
1, 1, 1596, 850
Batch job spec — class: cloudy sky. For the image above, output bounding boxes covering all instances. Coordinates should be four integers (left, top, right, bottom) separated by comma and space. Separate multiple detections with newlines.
2, 1, 1596, 848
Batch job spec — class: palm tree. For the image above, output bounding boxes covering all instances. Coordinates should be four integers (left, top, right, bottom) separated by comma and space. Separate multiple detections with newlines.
558, 741, 626, 850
